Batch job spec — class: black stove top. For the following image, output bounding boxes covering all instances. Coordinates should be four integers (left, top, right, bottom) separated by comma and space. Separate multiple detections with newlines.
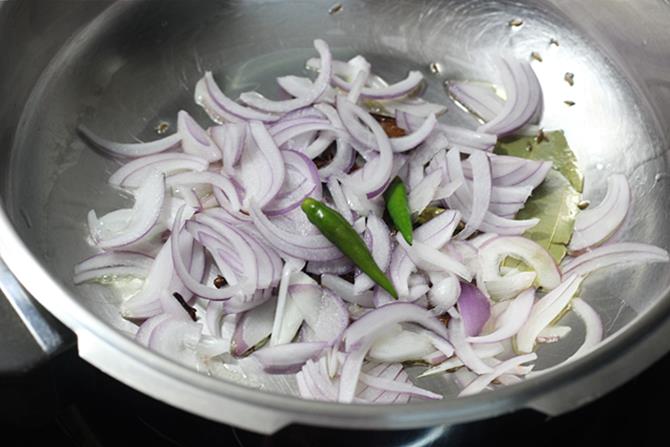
1, 345, 665, 447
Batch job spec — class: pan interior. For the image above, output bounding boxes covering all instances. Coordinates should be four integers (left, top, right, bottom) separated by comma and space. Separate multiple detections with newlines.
8, 0, 670, 398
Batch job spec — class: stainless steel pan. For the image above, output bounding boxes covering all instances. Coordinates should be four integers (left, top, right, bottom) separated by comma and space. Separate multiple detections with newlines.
1, 0, 670, 434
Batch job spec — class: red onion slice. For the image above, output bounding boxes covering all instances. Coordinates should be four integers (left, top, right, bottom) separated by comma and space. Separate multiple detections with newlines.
463, 155, 552, 188
171, 208, 244, 300
166, 171, 242, 211
417, 342, 505, 377
302, 290, 349, 346
93, 170, 165, 249
458, 282, 491, 337
232, 298, 276, 356
177, 110, 221, 162
397, 236, 472, 282
344, 302, 448, 351
210, 123, 246, 174
321, 274, 375, 308
358, 372, 441, 400
569, 298, 603, 359
447, 81, 504, 122
484, 271, 536, 301
390, 114, 437, 152
109, 153, 209, 189
458, 150, 491, 239
136, 314, 172, 346
195, 72, 279, 123
249, 203, 342, 261
448, 317, 493, 374
429, 274, 461, 315
408, 170, 442, 215
337, 96, 393, 198
253, 342, 328, 374
74, 251, 153, 275
277, 75, 337, 104
237, 121, 286, 209
148, 317, 203, 366
478, 236, 561, 292
516, 274, 583, 353
458, 353, 537, 396
468, 288, 534, 343
269, 259, 306, 346
239, 39, 332, 113
368, 325, 435, 362
264, 150, 321, 217
568, 174, 630, 253
561, 242, 669, 278
354, 215, 392, 293
478, 57, 543, 136
78, 126, 181, 158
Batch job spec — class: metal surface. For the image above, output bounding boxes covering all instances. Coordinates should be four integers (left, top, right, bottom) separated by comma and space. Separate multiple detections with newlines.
1, 0, 670, 434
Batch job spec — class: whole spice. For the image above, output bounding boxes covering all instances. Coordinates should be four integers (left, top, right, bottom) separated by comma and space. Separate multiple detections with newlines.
173, 292, 197, 321
301, 198, 398, 298
564, 72, 575, 86
384, 177, 414, 245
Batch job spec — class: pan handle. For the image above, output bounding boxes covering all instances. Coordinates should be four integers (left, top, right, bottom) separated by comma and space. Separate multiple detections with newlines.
0, 257, 74, 376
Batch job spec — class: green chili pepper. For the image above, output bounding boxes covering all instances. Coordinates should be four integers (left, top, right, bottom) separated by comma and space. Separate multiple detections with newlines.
301, 198, 398, 299
384, 177, 414, 245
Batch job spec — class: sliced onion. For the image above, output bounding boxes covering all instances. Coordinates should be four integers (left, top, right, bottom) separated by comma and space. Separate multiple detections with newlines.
391, 114, 437, 152
516, 274, 583, 353
561, 242, 669, 278
337, 70, 424, 100
448, 317, 493, 374
368, 324, 435, 362
337, 96, 393, 198
270, 259, 306, 346
321, 274, 374, 308
429, 274, 461, 315
569, 298, 603, 359
458, 282, 491, 337
354, 215, 392, 293
92, 170, 165, 249
408, 170, 442, 215
568, 174, 630, 253
148, 317, 203, 366
417, 342, 505, 377
167, 171, 242, 211
484, 271, 536, 301
210, 123, 246, 174
177, 110, 221, 162
232, 298, 276, 356
253, 342, 327, 374
397, 236, 472, 282
109, 153, 209, 189
238, 121, 285, 209
195, 72, 279, 123
239, 39, 332, 113
264, 150, 321, 216
358, 371, 441, 400
277, 75, 336, 104
301, 290, 349, 346
537, 325, 572, 344
447, 81, 504, 122
458, 150, 491, 239
249, 203, 341, 261
78, 125, 181, 158
478, 236, 561, 292
468, 288, 534, 343
344, 302, 448, 351
478, 57, 542, 136
458, 353, 537, 396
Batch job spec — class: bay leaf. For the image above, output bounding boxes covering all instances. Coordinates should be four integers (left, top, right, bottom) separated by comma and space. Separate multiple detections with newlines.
513, 170, 580, 264
495, 131, 582, 267
495, 130, 584, 193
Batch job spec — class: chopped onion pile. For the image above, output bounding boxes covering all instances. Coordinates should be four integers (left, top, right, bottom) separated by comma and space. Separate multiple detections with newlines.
74, 39, 669, 404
